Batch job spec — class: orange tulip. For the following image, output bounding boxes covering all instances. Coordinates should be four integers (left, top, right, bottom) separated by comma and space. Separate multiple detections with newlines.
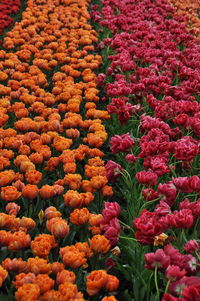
0, 170, 15, 186
86, 270, 108, 296
44, 206, 62, 220
58, 282, 84, 300
90, 175, 108, 189
12, 180, 25, 191
50, 219, 70, 238
45, 157, 60, 171
22, 184, 38, 200
20, 160, 36, 173
8, 231, 31, 251
18, 144, 30, 155
82, 180, 96, 193
89, 235, 111, 254
0, 212, 16, 228
0, 2, 113, 297
26, 257, 51, 275
66, 128, 80, 138
70, 208, 90, 225
31, 234, 57, 258
1, 186, 21, 202
19, 217, 36, 231
35, 274, 54, 294
64, 173, 82, 190
0, 71, 8, 81
56, 270, 76, 285
63, 162, 77, 173
104, 275, 119, 292
52, 184, 64, 196
46, 217, 61, 232
51, 262, 64, 275
5, 202, 20, 216
64, 190, 83, 208
0, 230, 11, 246
2, 258, 27, 273
29, 152, 44, 164
40, 185, 54, 199
101, 185, 114, 197
89, 225, 102, 235
89, 214, 104, 226
80, 192, 94, 206
169, 0, 200, 38
13, 272, 36, 289
15, 283, 40, 301
85, 165, 106, 178
25, 170, 42, 185
75, 242, 93, 258
60, 246, 87, 269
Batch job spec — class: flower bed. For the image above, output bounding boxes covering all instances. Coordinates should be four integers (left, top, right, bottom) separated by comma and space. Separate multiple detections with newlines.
0, 0, 120, 300
91, 0, 200, 299
0, 0, 200, 300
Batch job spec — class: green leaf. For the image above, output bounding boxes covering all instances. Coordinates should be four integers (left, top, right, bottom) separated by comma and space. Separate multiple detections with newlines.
122, 290, 134, 301
0, 247, 8, 262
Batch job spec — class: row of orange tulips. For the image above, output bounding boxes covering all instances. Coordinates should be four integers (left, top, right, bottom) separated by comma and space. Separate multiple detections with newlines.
0, 0, 119, 300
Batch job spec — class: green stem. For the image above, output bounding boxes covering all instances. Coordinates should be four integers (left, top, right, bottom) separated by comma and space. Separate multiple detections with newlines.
170, 229, 177, 241
164, 279, 171, 294
147, 272, 154, 300
119, 220, 135, 233
185, 193, 198, 198
139, 197, 161, 213
120, 236, 137, 241
154, 264, 160, 301
195, 252, 200, 261
170, 166, 177, 177
178, 229, 185, 249
182, 230, 188, 243
194, 219, 200, 234
97, 192, 103, 212
121, 169, 133, 188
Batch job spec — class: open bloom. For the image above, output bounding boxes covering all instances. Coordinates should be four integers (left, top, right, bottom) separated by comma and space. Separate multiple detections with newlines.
105, 160, 123, 182
35, 274, 54, 294
60, 246, 87, 269
145, 249, 170, 270
89, 235, 111, 253
110, 133, 134, 153
31, 234, 57, 258
165, 265, 186, 282
104, 274, 119, 292
56, 270, 76, 285
102, 218, 121, 246
184, 240, 199, 253
86, 270, 108, 296
15, 283, 40, 301
50, 219, 70, 238
22, 184, 38, 200
102, 202, 120, 221
136, 170, 158, 186
1, 186, 21, 201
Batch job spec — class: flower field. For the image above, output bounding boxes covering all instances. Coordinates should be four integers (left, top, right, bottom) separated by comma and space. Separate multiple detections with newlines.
0, 0, 199, 300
